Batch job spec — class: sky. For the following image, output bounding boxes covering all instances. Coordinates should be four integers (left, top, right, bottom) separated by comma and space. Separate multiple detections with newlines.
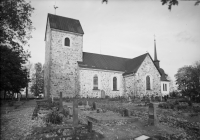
26, 0, 200, 83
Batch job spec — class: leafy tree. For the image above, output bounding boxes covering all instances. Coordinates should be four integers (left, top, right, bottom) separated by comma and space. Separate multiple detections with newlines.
30, 63, 44, 96
0, 46, 29, 97
0, 0, 34, 98
175, 61, 200, 102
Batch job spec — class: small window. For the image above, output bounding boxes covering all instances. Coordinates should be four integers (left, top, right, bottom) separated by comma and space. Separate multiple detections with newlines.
93, 75, 98, 90
165, 84, 167, 91
113, 77, 117, 91
163, 84, 165, 91
146, 76, 151, 90
64, 37, 70, 46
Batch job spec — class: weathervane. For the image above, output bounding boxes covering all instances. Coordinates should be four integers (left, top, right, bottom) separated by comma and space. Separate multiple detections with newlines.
54, 1, 58, 15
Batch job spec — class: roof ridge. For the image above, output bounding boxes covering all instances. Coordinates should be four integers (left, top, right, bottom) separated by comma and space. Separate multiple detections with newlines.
83, 52, 131, 60
130, 53, 148, 60
48, 13, 80, 21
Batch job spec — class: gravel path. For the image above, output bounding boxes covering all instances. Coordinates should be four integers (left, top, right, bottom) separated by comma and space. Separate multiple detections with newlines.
0, 100, 37, 140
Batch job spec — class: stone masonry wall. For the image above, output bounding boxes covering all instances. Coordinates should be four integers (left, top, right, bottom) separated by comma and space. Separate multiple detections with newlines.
134, 55, 161, 97
124, 75, 135, 96
79, 69, 124, 98
49, 29, 83, 98
44, 19, 51, 98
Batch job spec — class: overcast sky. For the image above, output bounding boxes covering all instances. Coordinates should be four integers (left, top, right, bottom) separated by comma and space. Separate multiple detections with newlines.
26, 0, 200, 83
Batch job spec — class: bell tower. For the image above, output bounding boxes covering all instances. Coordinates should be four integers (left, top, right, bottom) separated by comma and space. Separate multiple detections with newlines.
44, 13, 84, 98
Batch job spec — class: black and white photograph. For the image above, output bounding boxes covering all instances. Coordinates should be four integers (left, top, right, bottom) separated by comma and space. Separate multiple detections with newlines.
1, 0, 200, 140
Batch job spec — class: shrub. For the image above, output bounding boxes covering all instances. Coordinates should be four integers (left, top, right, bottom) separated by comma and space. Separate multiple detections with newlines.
46, 110, 63, 124
193, 106, 200, 113
78, 101, 83, 106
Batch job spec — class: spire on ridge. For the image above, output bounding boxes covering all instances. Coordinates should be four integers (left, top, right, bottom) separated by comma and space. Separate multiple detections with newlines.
154, 35, 158, 61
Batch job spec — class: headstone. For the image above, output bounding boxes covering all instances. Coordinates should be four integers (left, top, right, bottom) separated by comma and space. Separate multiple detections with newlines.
85, 101, 90, 109
123, 108, 130, 117
101, 90, 105, 98
59, 92, 63, 111
148, 103, 157, 126
88, 121, 92, 132
92, 102, 96, 110
73, 99, 78, 127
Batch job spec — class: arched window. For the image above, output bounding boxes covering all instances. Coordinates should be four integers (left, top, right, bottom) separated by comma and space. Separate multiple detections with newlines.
113, 77, 117, 90
93, 75, 98, 90
146, 76, 151, 90
64, 37, 70, 46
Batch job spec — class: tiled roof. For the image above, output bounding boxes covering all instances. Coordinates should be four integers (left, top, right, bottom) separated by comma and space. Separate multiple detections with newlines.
124, 53, 148, 75
47, 13, 84, 34
78, 52, 162, 76
78, 52, 129, 72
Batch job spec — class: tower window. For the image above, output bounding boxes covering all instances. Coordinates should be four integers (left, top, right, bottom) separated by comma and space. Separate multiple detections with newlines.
93, 75, 98, 90
64, 37, 70, 46
113, 77, 117, 91
146, 76, 151, 90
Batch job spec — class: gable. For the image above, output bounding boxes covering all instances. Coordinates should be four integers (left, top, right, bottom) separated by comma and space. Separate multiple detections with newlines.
136, 54, 161, 77
45, 13, 84, 41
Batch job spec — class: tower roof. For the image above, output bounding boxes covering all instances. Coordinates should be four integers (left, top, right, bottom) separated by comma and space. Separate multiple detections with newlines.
45, 13, 84, 36
154, 37, 158, 61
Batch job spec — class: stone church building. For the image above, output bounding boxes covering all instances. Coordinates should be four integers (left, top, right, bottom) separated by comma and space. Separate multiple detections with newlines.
44, 14, 170, 98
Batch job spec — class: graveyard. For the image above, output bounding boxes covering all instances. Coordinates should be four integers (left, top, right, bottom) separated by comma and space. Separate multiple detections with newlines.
1, 93, 199, 140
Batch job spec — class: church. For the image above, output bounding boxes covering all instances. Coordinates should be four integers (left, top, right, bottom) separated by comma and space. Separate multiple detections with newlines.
44, 13, 170, 98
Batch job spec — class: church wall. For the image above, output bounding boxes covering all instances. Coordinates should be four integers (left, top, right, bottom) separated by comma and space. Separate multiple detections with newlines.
49, 29, 83, 98
133, 55, 161, 97
44, 19, 51, 98
124, 75, 136, 97
79, 69, 124, 98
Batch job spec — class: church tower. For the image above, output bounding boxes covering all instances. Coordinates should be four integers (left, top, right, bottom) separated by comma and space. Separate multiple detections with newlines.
44, 14, 84, 98
153, 37, 160, 68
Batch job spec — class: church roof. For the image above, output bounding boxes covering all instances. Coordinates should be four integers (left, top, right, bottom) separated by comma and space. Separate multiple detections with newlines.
78, 52, 129, 72
46, 13, 84, 37
124, 53, 148, 75
78, 52, 162, 76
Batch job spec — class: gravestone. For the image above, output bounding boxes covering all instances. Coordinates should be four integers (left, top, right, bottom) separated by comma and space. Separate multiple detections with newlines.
92, 102, 96, 110
101, 90, 105, 98
73, 99, 78, 127
123, 108, 130, 117
59, 92, 63, 111
85, 101, 90, 109
148, 103, 157, 126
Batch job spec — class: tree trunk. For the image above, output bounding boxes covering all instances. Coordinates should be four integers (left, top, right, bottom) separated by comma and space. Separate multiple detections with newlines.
4, 90, 6, 100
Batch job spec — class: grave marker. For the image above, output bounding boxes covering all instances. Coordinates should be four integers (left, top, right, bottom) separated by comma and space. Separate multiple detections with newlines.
148, 103, 157, 126
59, 92, 63, 111
101, 90, 105, 98
73, 99, 78, 127
92, 102, 96, 110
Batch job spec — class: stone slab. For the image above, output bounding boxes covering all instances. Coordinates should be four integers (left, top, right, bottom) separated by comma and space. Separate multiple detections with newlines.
86, 111, 137, 124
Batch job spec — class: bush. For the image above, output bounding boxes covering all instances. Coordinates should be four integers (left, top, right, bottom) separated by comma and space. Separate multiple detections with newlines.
193, 106, 200, 113
46, 109, 63, 124
78, 101, 83, 106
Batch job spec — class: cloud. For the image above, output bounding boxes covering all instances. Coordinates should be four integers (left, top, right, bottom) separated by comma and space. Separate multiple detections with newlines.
176, 31, 198, 43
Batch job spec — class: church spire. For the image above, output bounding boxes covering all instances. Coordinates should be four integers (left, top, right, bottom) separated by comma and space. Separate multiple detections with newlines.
154, 35, 158, 61
153, 35, 160, 68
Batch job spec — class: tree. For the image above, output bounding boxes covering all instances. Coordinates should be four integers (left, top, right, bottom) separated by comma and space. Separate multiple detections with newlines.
161, 0, 200, 10
30, 63, 44, 97
0, 0, 34, 98
0, 46, 29, 97
175, 61, 200, 102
